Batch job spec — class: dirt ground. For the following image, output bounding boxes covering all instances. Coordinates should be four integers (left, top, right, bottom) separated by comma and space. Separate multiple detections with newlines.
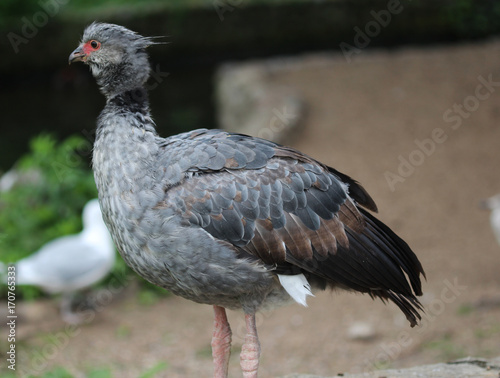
3, 39, 500, 377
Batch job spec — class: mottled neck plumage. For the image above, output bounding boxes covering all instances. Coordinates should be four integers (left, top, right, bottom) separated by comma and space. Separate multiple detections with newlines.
108, 87, 151, 116
97, 86, 157, 136
92, 47, 150, 99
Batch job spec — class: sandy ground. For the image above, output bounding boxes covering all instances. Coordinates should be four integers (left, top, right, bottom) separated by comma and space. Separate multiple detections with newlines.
2, 39, 500, 377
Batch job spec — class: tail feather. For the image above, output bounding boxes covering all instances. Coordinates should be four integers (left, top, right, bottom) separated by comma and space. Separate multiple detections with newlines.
371, 290, 424, 327
286, 205, 425, 326
359, 208, 425, 295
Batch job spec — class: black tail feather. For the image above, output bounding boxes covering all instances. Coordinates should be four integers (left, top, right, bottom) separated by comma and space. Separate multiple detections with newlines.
370, 290, 424, 327
286, 204, 425, 326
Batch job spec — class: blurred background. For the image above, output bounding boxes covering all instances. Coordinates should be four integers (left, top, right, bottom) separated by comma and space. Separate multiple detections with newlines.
1, 0, 500, 377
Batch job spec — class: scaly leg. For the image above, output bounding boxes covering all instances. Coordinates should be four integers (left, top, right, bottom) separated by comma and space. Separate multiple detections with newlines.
212, 305, 232, 378
240, 313, 261, 378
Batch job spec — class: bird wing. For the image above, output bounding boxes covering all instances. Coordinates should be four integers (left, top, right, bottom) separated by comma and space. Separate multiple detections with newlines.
159, 130, 424, 325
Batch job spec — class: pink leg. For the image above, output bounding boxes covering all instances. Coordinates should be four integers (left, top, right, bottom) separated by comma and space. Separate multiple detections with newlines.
212, 305, 232, 378
240, 313, 261, 378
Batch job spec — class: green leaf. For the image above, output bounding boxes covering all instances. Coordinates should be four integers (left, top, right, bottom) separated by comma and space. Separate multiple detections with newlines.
138, 361, 169, 378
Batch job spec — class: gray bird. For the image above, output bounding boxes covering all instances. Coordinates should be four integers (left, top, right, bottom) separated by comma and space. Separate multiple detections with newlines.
69, 23, 425, 377
5, 199, 115, 323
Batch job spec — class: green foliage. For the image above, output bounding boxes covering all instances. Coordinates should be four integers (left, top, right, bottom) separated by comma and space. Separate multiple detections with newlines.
372, 359, 391, 370
0, 134, 96, 300
0, 0, 307, 29
456, 303, 474, 316
423, 333, 466, 360
86, 367, 113, 378
115, 324, 132, 339
447, 0, 500, 37
0, 0, 213, 27
0, 0, 39, 28
475, 324, 500, 339
1, 134, 96, 256
2, 363, 168, 378
138, 361, 169, 378
40, 367, 73, 378
137, 286, 164, 306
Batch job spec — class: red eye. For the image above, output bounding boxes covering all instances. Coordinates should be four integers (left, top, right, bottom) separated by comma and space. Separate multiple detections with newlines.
82, 40, 101, 55
88, 40, 101, 50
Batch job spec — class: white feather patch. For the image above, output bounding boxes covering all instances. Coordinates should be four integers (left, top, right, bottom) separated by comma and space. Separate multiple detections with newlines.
278, 273, 314, 307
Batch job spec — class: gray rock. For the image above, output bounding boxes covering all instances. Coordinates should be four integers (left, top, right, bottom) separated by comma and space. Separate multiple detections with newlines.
280, 356, 500, 378
347, 322, 377, 341
215, 61, 303, 144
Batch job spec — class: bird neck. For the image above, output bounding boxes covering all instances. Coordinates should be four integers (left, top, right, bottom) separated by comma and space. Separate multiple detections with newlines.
100, 86, 157, 136
93, 56, 150, 99
107, 87, 151, 116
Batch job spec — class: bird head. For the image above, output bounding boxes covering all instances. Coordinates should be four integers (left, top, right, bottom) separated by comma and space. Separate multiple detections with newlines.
82, 199, 106, 229
69, 22, 158, 98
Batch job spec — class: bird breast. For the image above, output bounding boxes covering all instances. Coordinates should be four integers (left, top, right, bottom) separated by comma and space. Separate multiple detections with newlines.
92, 119, 283, 311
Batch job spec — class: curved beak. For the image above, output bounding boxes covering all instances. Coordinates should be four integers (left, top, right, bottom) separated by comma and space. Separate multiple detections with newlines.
68, 45, 87, 64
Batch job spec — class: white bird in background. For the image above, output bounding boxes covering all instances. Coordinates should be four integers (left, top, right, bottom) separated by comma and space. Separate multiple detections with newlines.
481, 193, 500, 248
4, 199, 115, 323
